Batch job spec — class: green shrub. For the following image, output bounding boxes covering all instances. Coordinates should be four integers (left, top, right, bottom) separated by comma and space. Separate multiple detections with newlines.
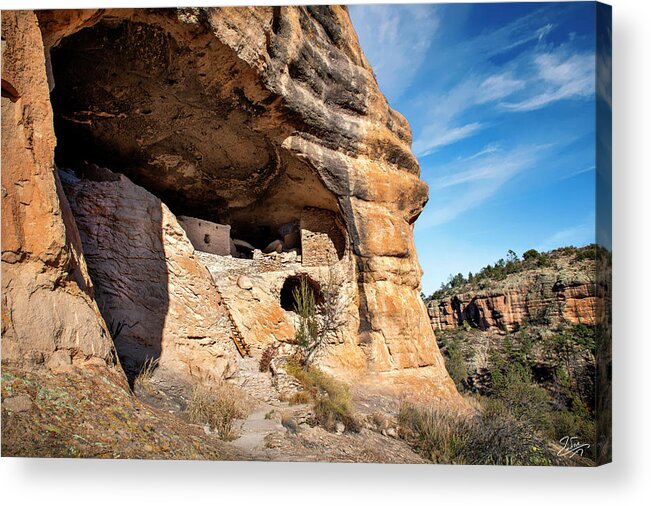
491, 364, 553, 433
293, 276, 320, 363
444, 341, 469, 389
537, 253, 550, 267
523, 249, 541, 262
574, 246, 596, 262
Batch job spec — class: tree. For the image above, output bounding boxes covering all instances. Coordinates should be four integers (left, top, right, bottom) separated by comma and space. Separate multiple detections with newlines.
293, 259, 351, 367
293, 276, 319, 365
523, 249, 540, 262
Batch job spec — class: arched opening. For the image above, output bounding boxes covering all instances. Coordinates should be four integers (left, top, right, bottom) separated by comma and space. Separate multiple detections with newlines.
280, 275, 323, 312
49, 17, 344, 261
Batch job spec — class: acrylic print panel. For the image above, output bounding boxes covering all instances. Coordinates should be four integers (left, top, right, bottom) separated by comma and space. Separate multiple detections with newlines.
1, 2, 611, 466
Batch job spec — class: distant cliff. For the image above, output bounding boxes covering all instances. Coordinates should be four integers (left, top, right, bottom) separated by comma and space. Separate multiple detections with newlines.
426, 246, 602, 333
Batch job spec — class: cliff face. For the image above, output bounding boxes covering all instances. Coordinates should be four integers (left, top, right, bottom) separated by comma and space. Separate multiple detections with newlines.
428, 255, 599, 333
1, 11, 117, 372
1, 8, 460, 403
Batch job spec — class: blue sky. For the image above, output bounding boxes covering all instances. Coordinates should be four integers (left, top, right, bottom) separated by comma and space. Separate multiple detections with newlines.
349, 2, 600, 294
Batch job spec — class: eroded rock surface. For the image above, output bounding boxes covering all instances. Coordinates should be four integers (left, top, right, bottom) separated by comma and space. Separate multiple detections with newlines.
428, 255, 600, 333
1, 11, 116, 371
61, 165, 237, 384
2, 7, 462, 406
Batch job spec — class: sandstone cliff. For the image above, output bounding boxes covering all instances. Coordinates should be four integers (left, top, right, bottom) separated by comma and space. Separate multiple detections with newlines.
427, 247, 600, 333
1, 8, 460, 405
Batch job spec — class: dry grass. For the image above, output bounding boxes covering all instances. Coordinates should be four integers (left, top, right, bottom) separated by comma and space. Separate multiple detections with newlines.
288, 390, 312, 405
284, 361, 360, 432
370, 411, 391, 431
133, 357, 158, 392
185, 383, 250, 441
398, 400, 562, 465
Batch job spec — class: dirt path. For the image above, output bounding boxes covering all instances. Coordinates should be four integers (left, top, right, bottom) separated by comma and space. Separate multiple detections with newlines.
230, 404, 283, 452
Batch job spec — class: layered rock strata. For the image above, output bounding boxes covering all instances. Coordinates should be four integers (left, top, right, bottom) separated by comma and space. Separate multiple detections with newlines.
428, 264, 599, 333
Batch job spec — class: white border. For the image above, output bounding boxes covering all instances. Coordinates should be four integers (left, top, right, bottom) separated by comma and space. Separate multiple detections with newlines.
1, 1, 650, 504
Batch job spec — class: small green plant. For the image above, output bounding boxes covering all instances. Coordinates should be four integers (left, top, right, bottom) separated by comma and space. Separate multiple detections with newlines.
291, 260, 350, 367
293, 276, 319, 363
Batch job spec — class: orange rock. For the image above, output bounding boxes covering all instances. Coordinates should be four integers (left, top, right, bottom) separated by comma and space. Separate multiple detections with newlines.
2, 7, 464, 408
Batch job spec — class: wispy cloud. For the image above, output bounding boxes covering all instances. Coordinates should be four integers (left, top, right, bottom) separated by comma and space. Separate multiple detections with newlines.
559, 165, 595, 180
417, 144, 545, 228
348, 5, 439, 103
501, 50, 595, 111
477, 72, 526, 104
453, 10, 554, 61
408, 11, 594, 155
537, 221, 594, 251
411, 68, 530, 156
413, 122, 483, 157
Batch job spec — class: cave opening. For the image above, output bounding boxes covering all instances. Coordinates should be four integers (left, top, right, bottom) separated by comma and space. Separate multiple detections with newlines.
48, 16, 344, 262
46, 15, 349, 373
280, 275, 323, 312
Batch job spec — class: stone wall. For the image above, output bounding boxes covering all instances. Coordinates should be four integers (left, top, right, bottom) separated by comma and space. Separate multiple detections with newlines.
300, 208, 345, 267
178, 216, 232, 256
62, 167, 238, 384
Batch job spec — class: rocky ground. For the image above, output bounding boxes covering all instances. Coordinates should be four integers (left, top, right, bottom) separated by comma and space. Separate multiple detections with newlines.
1, 359, 425, 463
1, 366, 247, 460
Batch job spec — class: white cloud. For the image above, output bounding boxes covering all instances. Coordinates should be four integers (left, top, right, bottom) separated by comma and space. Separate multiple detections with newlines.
407, 12, 594, 155
477, 72, 526, 103
502, 50, 595, 111
559, 165, 595, 180
410, 69, 526, 155
460, 142, 502, 161
417, 144, 544, 228
413, 122, 483, 157
348, 5, 439, 103
453, 11, 554, 61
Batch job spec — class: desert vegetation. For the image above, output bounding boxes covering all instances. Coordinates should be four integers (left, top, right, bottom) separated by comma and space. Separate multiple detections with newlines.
284, 360, 361, 433
291, 259, 350, 367
398, 400, 562, 465
434, 322, 597, 463
423, 244, 599, 301
185, 383, 250, 441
